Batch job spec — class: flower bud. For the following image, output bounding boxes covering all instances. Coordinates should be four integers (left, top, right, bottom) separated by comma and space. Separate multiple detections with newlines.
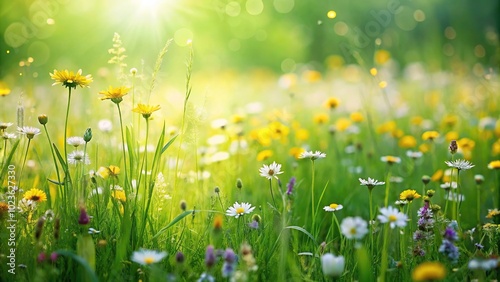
475, 174, 484, 185
176, 251, 185, 264
35, 216, 45, 240
180, 200, 187, 211
449, 140, 458, 154
78, 207, 90, 225
236, 178, 243, 189
38, 114, 48, 125
83, 128, 92, 142
421, 175, 430, 185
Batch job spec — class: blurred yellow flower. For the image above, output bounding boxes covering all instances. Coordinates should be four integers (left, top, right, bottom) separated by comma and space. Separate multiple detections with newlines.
289, 147, 305, 159
422, 131, 439, 141
350, 112, 364, 123
132, 104, 161, 119
268, 121, 289, 141
492, 139, 500, 155
98, 165, 120, 179
486, 208, 500, 218
377, 121, 397, 134
488, 160, 500, 170
399, 189, 421, 202
231, 114, 245, 124
412, 262, 446, 281
99, 86, 130, 103
398, 135, 417, 148
295, 128, 309, 141
457, 138, 475, 151
410, 116, 423, 126
381, 155, 401, 165
374, 49, 391, 65
23, 188, 47, 203
431, 169, 443, 182
445, 131, 459, 143
314, 113, 329, 124
112, 190, 127, 202
50, 69, 93, 89
419, 143, 430, 153
442, 114, 458, 127
391, 129, 404, 138
324, 97, 340, 110
0, 81, 11, 96
302, 70, 322, 83
325, 55, 344, 69
257, 150, 273, 161
335, 118, 352, 132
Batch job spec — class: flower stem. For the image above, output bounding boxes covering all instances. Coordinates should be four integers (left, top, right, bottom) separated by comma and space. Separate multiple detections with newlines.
116, 104, 130, 194
384, 169, 392, 207
311, 160, 316, 236
269, 179, 276, 207
64, 87, 72, 167
369, 190, 374, 253
379, 225, 390, 282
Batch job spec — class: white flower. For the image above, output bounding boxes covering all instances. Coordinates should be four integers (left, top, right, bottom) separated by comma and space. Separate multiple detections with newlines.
207, 134, 228, 146
321, 253, 345, 277
67, 150, 90, 165
88, 228, 101, 234
380, 155, 401, 164
359, 177, 385, 188
259, 161, 284, 180
211, 118, 228, 129
299, 150, 326, 160
2, 132, 17, 140
468, 258, 498, 271
0, 122, 13, 130
67, 136, 85, 147
440, 182, 458, 190
226, 202, 255, 218
378, 206, 407, 229
445, 159, 475, 171
406, 150, 423, 159
340, 216, 368, 240
97, 119, 113, 132
444, 192, 465, 202
323, 203, 343, 212
210, 151, 230, 163
131, 249, 167, 265
18, 126, 41, 139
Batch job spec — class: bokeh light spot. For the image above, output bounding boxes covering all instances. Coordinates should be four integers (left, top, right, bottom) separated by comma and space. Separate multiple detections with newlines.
395, 6, 417, 31
273, 0, 294, 14
474, 45, 485, 58
228, 39, 241, 51
327, 10, 337, 19
281, 58, 296, 73
333, 21, 348, 36
445, 27, 456, 39
174, 28, 193, 46
413, 10, 425, 22
226, 2, 241, 17
246, 0, 264, 16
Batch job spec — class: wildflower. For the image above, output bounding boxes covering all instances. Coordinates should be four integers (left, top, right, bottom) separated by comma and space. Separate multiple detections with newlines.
444, 192, 465, 202
324, 97, 340, 109
37, 252, 46, 263
321, 253, 345, 277
50, 252, 58, 263
413, 202, 435, 256
406, 150, 423, 159
248, 220, 259, 229
18, 199, 36, 213
259, 161, 284, 180
35, 216, 45, 240
350, 112, 364, 122
313, 113, 329, 124
395, 200, 408, 207
398, 135, 417, 148
38, 114, 48, 125
0, 122, 13, 130
475, 174, 484, 184
226, 202, 255, 218
421, 175, 430, 184
486, 209, 500, 220
205, 245, 216, 268
78, 206, 90, 225
399, 189, 421, 202
380, 155, 401, 164
378, 206, 407, 229
286, 177, 296, 195
98, 119, 113, 132
213, 214, 223, 231
340, 216, 368, 240
18, 126, 41, 139
132, 103, 161, 119
50, 69, 93, 89
67, 136, 85, 147
323, 203, 343, 212
88, 228, 101, 234
23, 188, 47, 203
449, 140, 458, 154
67, 150, 90, 165
445, 159, 475, 171
175, 252, 185, 264
112, 190, 126, 202
83, 128, 92, 142
99, 86, 130, 104
299, 150, 326, 160
468, 258, 498, 271
222, 248, 237, 278
131, 249, 167, 265
197, 273, 215, 282
256, 149, 273, 161
98, 165, 120, 178
359, 177, 385, 190
411, 262, 446, 281
488, 160, 500, 170
422, 131, 439, 141
439, 221, 459, 263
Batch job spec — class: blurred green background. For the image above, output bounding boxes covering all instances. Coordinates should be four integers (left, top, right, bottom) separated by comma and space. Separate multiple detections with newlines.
0, 0, 498, 85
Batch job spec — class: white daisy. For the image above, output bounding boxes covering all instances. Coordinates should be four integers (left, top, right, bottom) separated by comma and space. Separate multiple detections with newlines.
67, 136, 86, 147
226, 202, 255, 218
67, 150, 90, 165
440, 182, 458, 190
18, 126, 41, 139
259, 161, 284, 180
323, 203, 343, 212
0, 122, 13, 130
340, 216, 368, 240
2, 132, 17, 140
378, 206, 407, 229
299, 150, 326, 160
380, 155, 401, 164
406, 150, 423, 159
131, 249, 167, 265
97, 119, 113, 132
88, 228, 101, 234
445, 159, 475, 171
359, 177, 385, 188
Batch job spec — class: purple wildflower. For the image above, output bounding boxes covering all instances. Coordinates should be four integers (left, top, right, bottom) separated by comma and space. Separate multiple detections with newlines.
205, 245, 216, 268
286, 177, 296, 195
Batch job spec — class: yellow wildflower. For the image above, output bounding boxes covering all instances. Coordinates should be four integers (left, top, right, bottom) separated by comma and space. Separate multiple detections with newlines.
257, 150, 273, 161
99, 86, 130, 104
422, 131, 439, 141
23, 188, 47, 203
313, 113, 329, 124
132, 104, 161, 119
350, 112, 364, 123
50, 69, 93, 89
398, 135, 417, 149
374, 49, 391, 65
335, 118, 352, 132
324, 97, 340, 110
399, 189, 421, 202
488, 160, 500, 170
412, 262, 446, 281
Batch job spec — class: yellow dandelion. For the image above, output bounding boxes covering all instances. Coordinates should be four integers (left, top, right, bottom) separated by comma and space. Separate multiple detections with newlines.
399, 189, 421, 202
377, 121, 397, 134
289, 147, 305, 159
410, 116, 423, 126
132, 104, 161, 119
213, 214, 223, 231
374, 49, 391, 65
422, 131, 439, 141
381, 155, 401, 165
445, 131, 459, 143
486, 209, 500, 218
391, 129, 404, 138
492, 140, 500, 156
257, 150, 273, 161
335, 118, 352, 132
398, 135, 417, 149
313, 113, 329, 124
457, 138, 475, 151
488, 160, 500, 170
0, 81, 11, 97
412, 261, 446, 281
50, 69, 93, 89
231, 114, 245, 124
97, 165, 121, 179
431, 169, 443, 182
350, 112, 364, 123
23, 188, 47, 203
99, 86, 130, 104
112, 190, 127, 203
442, 114, 458, 127
295, 128, 309, 141
324, 97, 340, 110
302, 70, 322, 83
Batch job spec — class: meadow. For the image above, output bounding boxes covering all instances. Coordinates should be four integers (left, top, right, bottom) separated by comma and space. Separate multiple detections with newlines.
1, 1, 500, 281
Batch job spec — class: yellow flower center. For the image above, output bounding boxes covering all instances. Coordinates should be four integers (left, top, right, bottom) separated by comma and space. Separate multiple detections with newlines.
144, 257, 154, 264
236, 207, 245, 214
350, 228, 357, 235
329, 204, 338, 209
268, 169, 274, 176
388, 215, 397, 222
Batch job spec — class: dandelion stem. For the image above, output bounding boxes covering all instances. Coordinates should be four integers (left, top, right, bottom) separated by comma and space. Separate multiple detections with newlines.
379, 224, 391, 282
63, 87, 72, 167
19, 139, 31, 184
43, 124, 61, 206
269, 179, 276, 207
116, 104, 130, 194
384, 169, 391, 207
311, 160, 316, 236
369, 189, 374, 253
